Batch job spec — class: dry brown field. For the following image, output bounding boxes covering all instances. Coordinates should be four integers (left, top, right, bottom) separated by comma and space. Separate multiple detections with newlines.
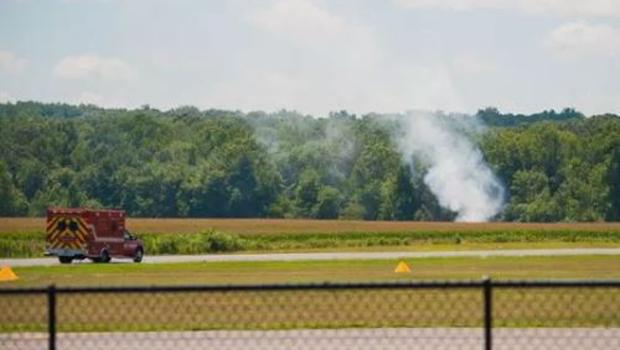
2, 217, 620, 235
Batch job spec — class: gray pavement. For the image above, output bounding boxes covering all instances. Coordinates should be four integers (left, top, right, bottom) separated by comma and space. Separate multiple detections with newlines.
1, 248, 619, 267
2, 328, 620, 350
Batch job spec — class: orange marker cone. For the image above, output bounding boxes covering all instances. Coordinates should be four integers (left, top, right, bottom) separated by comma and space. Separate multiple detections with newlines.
0, 266, 18, 282
394, 261, 412, 273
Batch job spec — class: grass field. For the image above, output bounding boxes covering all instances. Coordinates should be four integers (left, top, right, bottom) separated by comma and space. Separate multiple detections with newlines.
3, 286, 618, 332
2, 218, 620, 258
1, 255, 619, 332
3, 255, 620, 287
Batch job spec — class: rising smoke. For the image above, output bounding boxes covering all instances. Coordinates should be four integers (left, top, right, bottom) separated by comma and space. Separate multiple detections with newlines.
397, 112, 504, 222
250, 109, 505, 222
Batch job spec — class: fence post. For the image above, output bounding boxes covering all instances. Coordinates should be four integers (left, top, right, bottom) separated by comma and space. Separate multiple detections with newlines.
483, 277, 493, 350
47, 284, 56, 350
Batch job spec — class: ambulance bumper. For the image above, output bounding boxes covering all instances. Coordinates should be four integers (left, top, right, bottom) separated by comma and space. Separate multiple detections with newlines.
45, 248, 86, 257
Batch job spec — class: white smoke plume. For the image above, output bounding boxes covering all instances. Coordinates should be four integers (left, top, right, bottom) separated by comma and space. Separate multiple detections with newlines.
398, 112, 504, 222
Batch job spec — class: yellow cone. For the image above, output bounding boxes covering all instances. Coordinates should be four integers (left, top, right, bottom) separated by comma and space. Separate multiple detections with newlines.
394, 261, 412, 273
0, 266, 18, 282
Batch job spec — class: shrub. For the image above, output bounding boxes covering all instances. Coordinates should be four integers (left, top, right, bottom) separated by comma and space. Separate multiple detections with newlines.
200, 231, 244, 252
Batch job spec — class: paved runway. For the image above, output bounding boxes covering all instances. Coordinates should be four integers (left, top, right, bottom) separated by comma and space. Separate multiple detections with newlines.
2, 328, 620, 350
2, 248, 620, 267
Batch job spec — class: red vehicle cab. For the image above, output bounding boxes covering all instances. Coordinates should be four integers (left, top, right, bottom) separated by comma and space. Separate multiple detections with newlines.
45, 207, 144, 264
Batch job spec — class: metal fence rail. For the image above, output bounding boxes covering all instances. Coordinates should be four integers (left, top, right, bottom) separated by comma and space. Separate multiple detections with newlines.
1, 279, 620, 350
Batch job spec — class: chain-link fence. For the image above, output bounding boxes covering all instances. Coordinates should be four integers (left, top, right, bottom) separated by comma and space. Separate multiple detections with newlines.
1, 280, 619, 349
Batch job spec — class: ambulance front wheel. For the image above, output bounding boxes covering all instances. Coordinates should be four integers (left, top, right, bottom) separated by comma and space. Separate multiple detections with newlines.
133, 248, 143, 263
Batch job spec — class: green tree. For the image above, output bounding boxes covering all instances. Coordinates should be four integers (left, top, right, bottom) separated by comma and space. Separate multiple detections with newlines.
0, 161, 27, 215
312, 186, 342, 219
606, 146, 620, 220
506, 170, 558, 222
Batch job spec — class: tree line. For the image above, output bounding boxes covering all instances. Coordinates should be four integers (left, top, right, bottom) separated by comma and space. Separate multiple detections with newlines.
1, 102, 618, 222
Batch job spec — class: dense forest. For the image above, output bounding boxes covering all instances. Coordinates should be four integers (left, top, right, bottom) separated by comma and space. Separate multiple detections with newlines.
0, 102, 618, 222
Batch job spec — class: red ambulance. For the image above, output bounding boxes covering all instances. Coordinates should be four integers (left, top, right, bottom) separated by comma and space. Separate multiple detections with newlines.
45, 208, 144, 264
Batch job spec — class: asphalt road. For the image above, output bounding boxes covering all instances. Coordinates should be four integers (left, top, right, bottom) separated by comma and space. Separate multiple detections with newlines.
1, 248, 620, 267
2, 328, 619, 350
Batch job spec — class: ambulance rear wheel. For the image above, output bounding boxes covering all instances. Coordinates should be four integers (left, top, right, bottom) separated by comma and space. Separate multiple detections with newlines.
101, 250, 111, 263
58, 256, 73, 264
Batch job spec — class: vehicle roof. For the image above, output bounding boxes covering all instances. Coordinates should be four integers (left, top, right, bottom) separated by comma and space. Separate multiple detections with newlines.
47, 207, 126, 215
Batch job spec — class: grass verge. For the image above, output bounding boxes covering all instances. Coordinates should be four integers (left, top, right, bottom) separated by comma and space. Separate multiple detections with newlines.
1, 255, 619, 332
3, 255, 620, 286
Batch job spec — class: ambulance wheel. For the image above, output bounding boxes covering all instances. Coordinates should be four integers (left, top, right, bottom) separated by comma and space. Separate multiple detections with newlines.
58, 256, 73, 264
101, 250, 111, 263
133, 248, 143, 263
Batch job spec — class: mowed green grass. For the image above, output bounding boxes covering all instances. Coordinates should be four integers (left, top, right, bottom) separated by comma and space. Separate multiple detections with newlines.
4, 286, 618, 332
1, 255, 620, 332
4, 255, 620, 287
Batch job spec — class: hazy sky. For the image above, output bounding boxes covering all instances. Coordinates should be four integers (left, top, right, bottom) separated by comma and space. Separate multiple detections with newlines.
0, 0, 619, 116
